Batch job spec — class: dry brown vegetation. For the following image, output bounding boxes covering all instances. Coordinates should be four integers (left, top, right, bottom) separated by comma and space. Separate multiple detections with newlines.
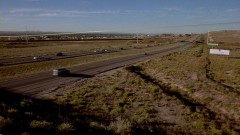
0, 40, 130, 58
48, 40, 239, 134
129, 35, 175, 45
211, 30, 240, 43
139, 43, 240, 133
0, 41, 179, 81
201, 31, 240, 90
0, 37, 176, 59
0, 34, 239, 134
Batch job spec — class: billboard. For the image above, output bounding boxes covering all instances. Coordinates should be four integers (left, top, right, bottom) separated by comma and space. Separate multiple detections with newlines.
210, 49, 230, 55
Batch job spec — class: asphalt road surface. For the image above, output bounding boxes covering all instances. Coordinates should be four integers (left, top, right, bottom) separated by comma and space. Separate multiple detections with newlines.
0, 36, 200, 99
0, 49, 118, 66
0, 35, 197, 66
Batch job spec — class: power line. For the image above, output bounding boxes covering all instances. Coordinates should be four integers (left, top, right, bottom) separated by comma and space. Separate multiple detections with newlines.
159, 21, 240, 28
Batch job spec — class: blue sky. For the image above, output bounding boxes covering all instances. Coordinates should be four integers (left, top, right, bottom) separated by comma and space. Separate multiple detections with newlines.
1, 0, 240, 33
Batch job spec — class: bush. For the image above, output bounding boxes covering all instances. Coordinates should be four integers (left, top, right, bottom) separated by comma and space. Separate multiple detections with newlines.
57, 122, 75, 133
108, 117, 132, 134
29, 120, 53, 130
0, 116, 13, 130
20, 99, 33, 108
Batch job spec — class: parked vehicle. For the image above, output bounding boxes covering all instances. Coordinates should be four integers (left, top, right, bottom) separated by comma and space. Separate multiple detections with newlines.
53, 68, 70, 76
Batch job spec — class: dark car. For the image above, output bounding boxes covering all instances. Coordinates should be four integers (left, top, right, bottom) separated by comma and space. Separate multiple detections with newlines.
56, 52, 63, 56
53, 68, 70, 76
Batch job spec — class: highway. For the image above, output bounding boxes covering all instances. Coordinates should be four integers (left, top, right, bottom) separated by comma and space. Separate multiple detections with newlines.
0, 49, 119, 66
0, 35, 197, 66
0, 42, 176, 66
0, 35, 201, 99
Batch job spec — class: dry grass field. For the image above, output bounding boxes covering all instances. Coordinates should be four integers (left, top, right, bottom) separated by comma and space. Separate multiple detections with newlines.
1, 52, 238, 134
46, 41, 238, 134
0, 36, 182, 80
210, 30, 240, 43
0, 34, 239, 134
0, 40, 130, 58
207, 30, 240, 89
133, 34, 240, 134
50, 35, 239, 134
0, 43, 179, 81
0, 37, 175, 59
208, 52, 240, 90
129, 35, 175, 45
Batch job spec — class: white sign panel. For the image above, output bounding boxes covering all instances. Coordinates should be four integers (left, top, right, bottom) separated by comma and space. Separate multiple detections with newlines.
208, 43, 219, 46
210, 49, 230, 55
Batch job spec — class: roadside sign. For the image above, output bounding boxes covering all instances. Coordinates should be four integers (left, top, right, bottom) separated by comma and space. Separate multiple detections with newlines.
208, 43, 219, 46
210, 49, 230, 55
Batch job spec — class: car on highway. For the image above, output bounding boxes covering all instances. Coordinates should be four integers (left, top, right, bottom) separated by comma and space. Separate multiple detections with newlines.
56, 52, 63, 56
94, 49, 108, 53
33, 56, 45, 60
53, 68, 70, 76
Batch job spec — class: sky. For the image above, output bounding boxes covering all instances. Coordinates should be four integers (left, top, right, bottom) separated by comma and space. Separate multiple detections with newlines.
1, 0, 240, 33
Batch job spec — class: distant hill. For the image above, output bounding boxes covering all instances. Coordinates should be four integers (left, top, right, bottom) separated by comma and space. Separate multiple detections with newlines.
0, 31, 60, 36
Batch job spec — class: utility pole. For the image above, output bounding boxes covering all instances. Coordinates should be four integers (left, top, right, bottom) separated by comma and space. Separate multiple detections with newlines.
137, 33, 139, 45
25, 25, 28, 44
207, 31, 209, 44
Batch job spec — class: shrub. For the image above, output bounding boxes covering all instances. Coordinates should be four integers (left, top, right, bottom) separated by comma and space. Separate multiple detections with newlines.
210, 128, 222, 135
108, 117, 132, 134
7, 108, 18, 113
29, 120, 53, 130
0, 116, 13, 130
110, 107, 122, 116
57, 122, 75, 133
194, 120, 205, 130
101, 104, 109, 113
20, 99, 33, 108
